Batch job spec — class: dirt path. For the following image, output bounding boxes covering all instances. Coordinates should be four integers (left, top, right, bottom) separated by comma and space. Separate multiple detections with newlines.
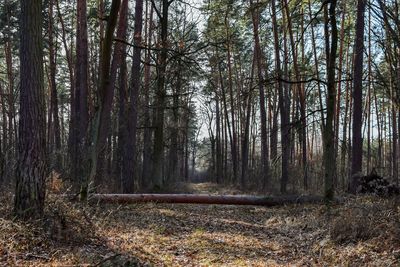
96, 200, 398, 266
0, 184, 399, 266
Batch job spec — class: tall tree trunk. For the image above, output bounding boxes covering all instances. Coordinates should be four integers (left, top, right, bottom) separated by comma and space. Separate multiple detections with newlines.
94, 0, 128, 186
215, 91, 222, 184
271, 0, 289, 194
323, 0, 338, 200
392, 103, 398, 182
117, 0, 143, 193
48, 0, 62, 171
141, 3, 154, 189
223, 97, 228, 182
224, 8, 239, 185
350, 0, 366, 193
167, 60, 182, 184
121, 0, 144, 193
14, 0, 47, 218
70, 0, 89, 186
218, 57, 234, 182
340, 40, 352, 188
308, 1, 325, 128
152, 0, 173, 189
250, 0, 269, 190
283, 0, 307, 189
366, 5, 372, 173
374, 83, 382, 170
334, 2, 347, 176
0, 83, 6, 183
81, 0, 121, 199
111, 0, 129, 191
282, 6, 292, 192
56, 0, 75, 165
5, 41, 15, 161
116, 32, 129, 192
240, 54, 255, 189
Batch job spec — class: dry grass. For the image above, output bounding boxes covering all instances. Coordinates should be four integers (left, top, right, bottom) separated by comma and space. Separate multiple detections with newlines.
0, 192, 145, 266
330, 197, 400, 244
0, 184, 399, 266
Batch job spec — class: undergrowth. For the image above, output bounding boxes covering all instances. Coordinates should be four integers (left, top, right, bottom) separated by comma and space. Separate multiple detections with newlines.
0, 183, 399, 266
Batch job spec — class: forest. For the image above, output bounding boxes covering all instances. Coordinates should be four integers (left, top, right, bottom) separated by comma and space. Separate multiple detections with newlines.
0, 0, 400, 265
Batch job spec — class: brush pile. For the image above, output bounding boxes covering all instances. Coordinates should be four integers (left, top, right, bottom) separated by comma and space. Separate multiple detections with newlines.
356, 170, 399, 197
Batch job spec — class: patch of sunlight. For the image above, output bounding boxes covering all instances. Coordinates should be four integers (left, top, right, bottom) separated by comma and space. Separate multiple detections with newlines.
265, 216, 283, 227
193, 227, 205, 235
219, 218, 267, 229
157, 208, 177, 217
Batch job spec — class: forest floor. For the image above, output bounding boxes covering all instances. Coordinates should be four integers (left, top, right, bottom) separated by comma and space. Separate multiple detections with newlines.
0, 182, 400, 266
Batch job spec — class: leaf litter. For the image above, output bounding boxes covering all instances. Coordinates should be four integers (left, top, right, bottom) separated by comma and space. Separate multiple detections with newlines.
0, 184, 399, 266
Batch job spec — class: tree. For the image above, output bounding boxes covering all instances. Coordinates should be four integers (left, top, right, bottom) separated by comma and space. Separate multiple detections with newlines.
109, 0, 129, 191
122, 0, 144, 193
240, 53, 254, 189
14, 0, 47, 218
48, 0, 62, 171
271, 0, 289, 194
141, 2, 154, 189
151, 0, 174, 190
250, 0, 269, 190
81, 0, 121, 200
69, 0, 89, 187
323, 0, 338, 200
283, 0, 308, 189
224, 3, 239, 185
93, 0, 127, 187
350, 0, 366, 193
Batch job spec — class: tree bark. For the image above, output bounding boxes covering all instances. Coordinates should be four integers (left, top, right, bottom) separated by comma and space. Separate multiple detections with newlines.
48, 0, 62, 171
240, 54, 255, 189
94, 0, 128, 186
350, 0, 366, 193
116, 20, 129, 191
14, 0, 47, 218
215, 88, 223, 184
250, 0, 269, 190
224, 7, 239, 185
334, 2, 347, 177
0, 83, 6, 183
167, 59, 182, 184
152, 0, 173, 189
323, 0, 338, 200
123, 0, 145, 193
70, 0, 89, 185
283, 0, 307, 189
81, 0, 121, 200
271, 0, 289, 194
141, 3, 154, 189
56, 0, 75, 172
5, 41, 16, 161
282, 6, 291, 192
217, 55, 234, 182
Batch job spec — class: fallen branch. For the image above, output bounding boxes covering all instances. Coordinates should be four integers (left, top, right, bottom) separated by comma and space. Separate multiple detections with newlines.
86, 194, 333, 206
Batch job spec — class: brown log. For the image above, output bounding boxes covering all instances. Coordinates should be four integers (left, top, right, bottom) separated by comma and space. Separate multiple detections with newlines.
87, 194, 331, 206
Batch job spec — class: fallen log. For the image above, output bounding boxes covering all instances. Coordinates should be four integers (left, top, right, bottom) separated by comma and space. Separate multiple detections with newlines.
87, 194, 332, 206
